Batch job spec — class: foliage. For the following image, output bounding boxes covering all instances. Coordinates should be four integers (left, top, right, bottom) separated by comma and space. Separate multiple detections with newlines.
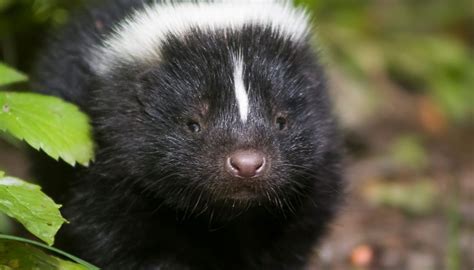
363, 179, 438, 215
296, 0, 473, 123
0, 235, 99, 270
0, 92, 94, 166
0, 172, 66, 246
0, 62, 96, 268
390, 134, 428, 171
0, 63, 26, 86
0, 0, 471, 268
0, 239, 87, 270
0, 0, 84, 68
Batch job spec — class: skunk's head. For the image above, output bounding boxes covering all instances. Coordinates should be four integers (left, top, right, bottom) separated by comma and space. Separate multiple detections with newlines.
89, 1, 341, 218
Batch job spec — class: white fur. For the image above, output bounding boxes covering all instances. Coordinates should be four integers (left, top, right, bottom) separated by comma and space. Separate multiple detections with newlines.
232, 54, 249, 123
91, 0, 310, 74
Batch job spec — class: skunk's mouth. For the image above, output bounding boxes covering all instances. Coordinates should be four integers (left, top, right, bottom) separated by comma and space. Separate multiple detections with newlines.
209, 178, 275, 204
226, 186, 260, 201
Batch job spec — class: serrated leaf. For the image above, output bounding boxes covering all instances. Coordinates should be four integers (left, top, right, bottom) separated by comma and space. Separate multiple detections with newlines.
0, 240, 87, 270
0, 64, 28, 86
0, 92, 94, 166
0, 175, 66, 245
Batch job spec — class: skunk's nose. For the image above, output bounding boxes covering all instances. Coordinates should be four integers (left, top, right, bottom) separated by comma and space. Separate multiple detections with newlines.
226, 150, 266, 178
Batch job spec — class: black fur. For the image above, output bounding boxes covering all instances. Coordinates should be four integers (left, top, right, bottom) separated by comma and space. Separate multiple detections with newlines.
32, 1, 344, 269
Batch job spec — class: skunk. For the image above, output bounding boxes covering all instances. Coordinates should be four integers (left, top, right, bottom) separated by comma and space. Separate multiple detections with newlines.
32, 0, 344, 269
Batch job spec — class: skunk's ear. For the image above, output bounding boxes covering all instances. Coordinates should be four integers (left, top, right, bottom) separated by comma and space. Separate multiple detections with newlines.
89, 1, 311, 76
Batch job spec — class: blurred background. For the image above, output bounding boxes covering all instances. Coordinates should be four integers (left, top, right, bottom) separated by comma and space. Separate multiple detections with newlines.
0, 0, 472, 269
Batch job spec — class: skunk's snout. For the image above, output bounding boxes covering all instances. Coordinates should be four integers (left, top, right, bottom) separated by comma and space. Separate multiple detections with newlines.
226, 150, 267, 178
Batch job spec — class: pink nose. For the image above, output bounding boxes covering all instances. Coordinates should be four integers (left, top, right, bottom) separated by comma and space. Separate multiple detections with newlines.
226, 150, 266, 178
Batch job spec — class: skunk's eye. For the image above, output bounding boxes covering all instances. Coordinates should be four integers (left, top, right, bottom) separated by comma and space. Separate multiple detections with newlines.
187, 121, 202, 133
276, 115, 288, 131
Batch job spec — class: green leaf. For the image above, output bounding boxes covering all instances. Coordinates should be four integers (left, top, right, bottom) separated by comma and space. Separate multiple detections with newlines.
0, 235, 99, 270
0, 64, 28, 86
0, 174, 66, 245
0, 240, 87, 270
0, 92, 94, 166
0, 213, 13, 235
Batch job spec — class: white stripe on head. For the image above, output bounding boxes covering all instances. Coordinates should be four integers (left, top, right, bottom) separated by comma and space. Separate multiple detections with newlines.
90, 0, 310, 74
232, 54, 249, 123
